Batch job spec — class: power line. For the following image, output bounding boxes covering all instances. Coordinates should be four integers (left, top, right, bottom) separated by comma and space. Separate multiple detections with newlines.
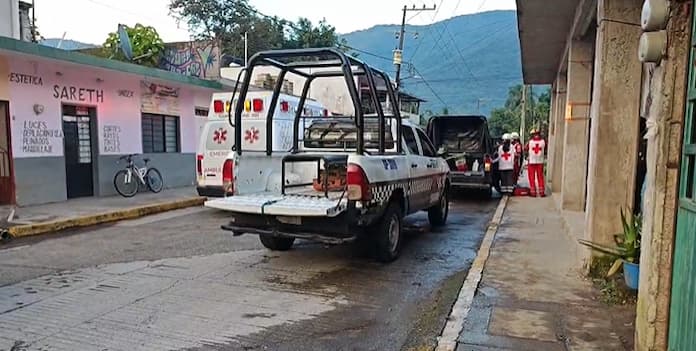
408, 65, 448, 107
440, 14, 480, 87
406, 0, 445, 62
418, 23, 515, 77
338, 43, 394, 62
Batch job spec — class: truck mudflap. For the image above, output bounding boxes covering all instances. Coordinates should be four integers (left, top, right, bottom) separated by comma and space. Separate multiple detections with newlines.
204, 193, 348, 217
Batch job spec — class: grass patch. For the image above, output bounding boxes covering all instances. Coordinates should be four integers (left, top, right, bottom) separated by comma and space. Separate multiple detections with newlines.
589, 256, 637, 305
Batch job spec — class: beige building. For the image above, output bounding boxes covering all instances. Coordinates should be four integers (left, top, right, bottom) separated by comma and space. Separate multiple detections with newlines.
516, 0, 695, 349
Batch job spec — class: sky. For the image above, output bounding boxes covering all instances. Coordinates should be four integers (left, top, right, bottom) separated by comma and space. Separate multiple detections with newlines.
33, 0, 516, 45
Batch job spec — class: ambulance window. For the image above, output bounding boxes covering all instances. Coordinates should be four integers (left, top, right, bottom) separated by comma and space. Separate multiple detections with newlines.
402, 126, 420, 155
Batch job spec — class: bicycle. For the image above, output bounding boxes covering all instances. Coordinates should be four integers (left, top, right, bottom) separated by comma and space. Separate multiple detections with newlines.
113, 154, 164, 197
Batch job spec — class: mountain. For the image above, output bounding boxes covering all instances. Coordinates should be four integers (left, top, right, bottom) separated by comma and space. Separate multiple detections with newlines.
40, 38, 97, 50
342, 10, 522, 116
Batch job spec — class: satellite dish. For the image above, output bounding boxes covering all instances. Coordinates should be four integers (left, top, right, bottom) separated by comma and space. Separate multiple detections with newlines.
118, 24, 133, 60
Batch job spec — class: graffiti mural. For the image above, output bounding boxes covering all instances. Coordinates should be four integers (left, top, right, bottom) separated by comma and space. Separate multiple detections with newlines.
159, 41, 221, 79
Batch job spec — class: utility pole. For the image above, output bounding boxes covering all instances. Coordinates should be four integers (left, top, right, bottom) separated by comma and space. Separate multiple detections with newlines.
520, 85, 527, 146
244, 32, 249, 67
394, 4, 436, 93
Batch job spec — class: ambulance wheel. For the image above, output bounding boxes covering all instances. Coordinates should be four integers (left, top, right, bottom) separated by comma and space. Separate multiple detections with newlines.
375, 203, 403, 263
428, 190, 449, 227
259, 235, 295, 251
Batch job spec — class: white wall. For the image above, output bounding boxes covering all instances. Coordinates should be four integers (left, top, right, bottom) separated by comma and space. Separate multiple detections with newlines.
221, 66, 356, 116
0, 0, 21, 40
5, 54, 215, 158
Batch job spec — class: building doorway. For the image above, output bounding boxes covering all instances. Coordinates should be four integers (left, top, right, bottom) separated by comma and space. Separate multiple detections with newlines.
0, 101, 14, 205
668, 6, 696, 348
62, 105, 96, 199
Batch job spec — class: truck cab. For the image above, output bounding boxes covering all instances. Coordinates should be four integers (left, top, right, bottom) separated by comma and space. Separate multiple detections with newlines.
427, 115, 496, 197
204, 48, 450, 262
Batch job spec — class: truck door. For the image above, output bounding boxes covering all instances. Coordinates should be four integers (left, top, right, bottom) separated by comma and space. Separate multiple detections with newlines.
402, 125, 429, 212
415, 127, 443, 208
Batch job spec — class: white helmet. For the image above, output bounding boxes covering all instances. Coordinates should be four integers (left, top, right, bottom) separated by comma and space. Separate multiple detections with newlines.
502, 133, 512, 141
511, 132, 520, 140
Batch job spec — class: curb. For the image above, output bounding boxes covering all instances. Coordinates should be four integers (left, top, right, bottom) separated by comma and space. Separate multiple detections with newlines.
435, 195, 509, 351
6, 197, 207, 239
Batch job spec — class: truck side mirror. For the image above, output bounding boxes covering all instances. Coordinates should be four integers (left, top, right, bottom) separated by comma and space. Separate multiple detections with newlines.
437, 146, 447, 156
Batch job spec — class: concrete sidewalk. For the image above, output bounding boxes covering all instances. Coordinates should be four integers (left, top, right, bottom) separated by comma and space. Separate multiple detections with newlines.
456, 196, 636, 350
1, 187, 205, 238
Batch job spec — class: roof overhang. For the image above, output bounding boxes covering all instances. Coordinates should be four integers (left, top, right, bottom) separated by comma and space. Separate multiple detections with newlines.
516, 0, 579, 84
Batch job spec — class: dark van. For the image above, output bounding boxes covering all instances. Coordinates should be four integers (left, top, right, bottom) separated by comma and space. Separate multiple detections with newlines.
427, 115, 496, 197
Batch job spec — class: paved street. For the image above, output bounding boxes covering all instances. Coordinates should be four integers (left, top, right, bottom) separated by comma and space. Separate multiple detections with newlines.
0, 195, 497, 351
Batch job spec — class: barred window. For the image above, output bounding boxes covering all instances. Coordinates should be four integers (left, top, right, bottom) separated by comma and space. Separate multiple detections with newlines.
142, 114, 180, 153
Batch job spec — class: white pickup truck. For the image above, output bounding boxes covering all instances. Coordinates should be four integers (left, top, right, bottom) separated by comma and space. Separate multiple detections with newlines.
205, 48, 450, 262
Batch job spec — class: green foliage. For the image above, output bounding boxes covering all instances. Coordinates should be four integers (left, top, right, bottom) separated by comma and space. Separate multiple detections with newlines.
169, 0, 347, 58
488, 84, 550, 137
579, 209, 642, 278
101, 24, 165, 67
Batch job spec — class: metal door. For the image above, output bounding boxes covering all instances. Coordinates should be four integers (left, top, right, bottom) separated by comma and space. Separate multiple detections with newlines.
668, 7, 696, 349
62, 106, 94, 198
0, 101, 13, 204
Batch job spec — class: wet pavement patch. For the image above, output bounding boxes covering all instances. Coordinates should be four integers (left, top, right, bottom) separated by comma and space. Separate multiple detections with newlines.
488, 307, 558, 342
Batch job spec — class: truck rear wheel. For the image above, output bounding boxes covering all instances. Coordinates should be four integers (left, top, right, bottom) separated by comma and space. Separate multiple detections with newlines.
375, 203, 403, 263
428, 190, 449, 227
259, 235, 295, 251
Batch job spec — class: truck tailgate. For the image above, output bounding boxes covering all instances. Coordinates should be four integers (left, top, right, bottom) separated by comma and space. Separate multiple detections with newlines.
205, 193, 347, 217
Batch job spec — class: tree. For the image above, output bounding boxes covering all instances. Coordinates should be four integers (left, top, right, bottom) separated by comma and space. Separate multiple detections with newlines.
101, 24, 165, 67
286, 18, 347, 49
169, 0, 347, 58
488, 84, 551, 137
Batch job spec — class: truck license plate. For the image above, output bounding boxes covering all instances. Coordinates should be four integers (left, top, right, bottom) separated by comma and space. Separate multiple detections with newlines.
277, 216, 302, 225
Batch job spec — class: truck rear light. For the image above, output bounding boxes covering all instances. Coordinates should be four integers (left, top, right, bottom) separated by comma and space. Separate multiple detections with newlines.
346, 163, 370, 201
222, 159, 234, 194
484, 155, 492, 172
196, 154, 204, 175
280, 100, 289, 112
213, 100, 224, 113
252, 98, 264, 112
244, 100, 251, 112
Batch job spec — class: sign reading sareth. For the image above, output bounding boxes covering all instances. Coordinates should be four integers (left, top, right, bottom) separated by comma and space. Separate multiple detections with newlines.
53, 84, 104, 103
140, 81, 180, 116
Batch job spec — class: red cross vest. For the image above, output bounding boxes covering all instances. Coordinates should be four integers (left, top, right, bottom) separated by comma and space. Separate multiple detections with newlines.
497, 145, 516, 171
528, 139, 546, 164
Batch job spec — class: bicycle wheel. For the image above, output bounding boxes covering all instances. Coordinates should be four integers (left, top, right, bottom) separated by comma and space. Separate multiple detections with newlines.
146, 168, 164, 193
114, 169, 138, 197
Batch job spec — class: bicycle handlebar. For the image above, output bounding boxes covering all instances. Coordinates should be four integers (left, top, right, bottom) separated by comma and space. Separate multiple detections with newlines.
118, 154, 138, 161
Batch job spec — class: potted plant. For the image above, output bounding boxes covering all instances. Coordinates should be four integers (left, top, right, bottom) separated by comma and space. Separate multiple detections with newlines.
579, 209, 642, 290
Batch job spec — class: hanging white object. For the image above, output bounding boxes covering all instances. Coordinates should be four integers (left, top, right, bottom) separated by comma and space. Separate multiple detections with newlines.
472, 160, 480, 172
641, 0, 669, 31
638, 30, 667, 64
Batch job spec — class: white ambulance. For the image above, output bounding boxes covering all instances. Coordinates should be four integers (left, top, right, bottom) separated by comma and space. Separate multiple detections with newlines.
196, 91, 327, 197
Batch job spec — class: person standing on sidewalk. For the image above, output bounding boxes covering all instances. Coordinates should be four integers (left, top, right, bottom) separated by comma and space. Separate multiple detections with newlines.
493, 133, 516, 195
526, 129, 547, 197
511, 132, 523, 184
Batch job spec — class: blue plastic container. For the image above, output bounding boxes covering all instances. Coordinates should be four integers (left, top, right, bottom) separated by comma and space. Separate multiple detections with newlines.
623, 261, 640, 290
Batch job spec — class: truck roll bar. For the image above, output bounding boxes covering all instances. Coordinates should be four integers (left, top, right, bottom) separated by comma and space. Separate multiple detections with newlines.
233, 47, 402, 156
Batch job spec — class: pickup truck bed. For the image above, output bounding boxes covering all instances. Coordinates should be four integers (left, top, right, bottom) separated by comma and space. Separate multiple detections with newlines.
205, 192, 348, 217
